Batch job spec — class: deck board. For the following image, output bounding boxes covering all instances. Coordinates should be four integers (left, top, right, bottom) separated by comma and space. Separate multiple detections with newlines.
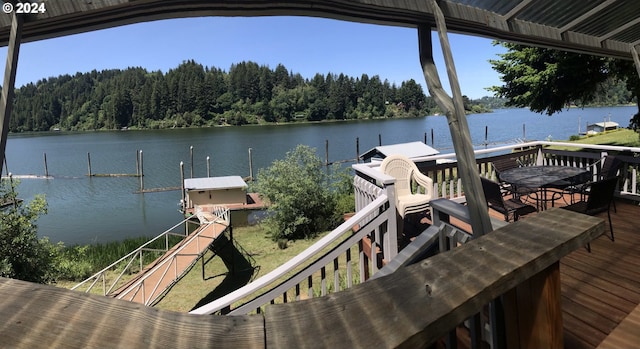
517, 196, 640, 349
447, 195, 640, 349
597, 303, 640, 349
556, 198, 640, 348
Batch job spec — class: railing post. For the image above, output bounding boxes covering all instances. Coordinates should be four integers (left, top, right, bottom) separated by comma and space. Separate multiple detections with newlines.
600, 151, 609, 177
382, 181, 398, 262
536, 146, 544, 166
503, 262, 563, 348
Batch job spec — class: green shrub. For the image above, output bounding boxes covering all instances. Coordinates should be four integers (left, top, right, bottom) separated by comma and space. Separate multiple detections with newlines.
56, 245, 94, 280
0, 180, 58, 284
253, 145, 343, 241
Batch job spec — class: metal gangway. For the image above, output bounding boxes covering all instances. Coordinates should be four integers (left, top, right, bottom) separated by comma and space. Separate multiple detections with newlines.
72, 206, 230, 306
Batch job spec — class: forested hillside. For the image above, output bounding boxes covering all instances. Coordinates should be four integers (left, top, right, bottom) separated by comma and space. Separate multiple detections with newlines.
11, 60, 477, 132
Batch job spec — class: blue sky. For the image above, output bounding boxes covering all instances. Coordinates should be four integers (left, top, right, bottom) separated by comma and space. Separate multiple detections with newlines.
0, 16, 506, 99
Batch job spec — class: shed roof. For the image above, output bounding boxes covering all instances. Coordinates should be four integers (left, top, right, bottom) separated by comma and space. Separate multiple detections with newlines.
184, 176, 247, 191
361, 141, 440, 161
590, 121, 619, 128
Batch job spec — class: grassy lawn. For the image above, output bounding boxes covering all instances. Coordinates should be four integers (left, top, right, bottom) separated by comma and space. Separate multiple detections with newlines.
152, 224, 331, 312
550, 128, 640, 150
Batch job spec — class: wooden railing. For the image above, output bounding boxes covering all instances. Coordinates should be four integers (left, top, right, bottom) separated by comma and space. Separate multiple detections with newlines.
71, 217, 196, 295
191, 193, 396, 315
0, 208, 604, 349
72, 206, 231, 305
353, 140, 640, 206
187, 140, 640, 319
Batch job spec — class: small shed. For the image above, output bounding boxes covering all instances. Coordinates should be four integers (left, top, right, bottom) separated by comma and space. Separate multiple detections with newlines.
360, 141, 440, 165
184, 176, 247, 208
586, 121, 618, 134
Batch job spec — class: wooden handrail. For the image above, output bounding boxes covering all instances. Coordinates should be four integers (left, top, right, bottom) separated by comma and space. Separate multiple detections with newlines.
0, 208, 603, 348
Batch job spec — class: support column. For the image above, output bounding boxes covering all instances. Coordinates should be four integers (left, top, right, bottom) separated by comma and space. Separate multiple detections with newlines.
631, 45, 640, 79
418, 0, 492, 237
0, 11, 23, 176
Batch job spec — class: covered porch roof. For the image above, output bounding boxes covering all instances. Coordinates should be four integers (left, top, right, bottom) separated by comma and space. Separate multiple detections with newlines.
0, 1, 639, 60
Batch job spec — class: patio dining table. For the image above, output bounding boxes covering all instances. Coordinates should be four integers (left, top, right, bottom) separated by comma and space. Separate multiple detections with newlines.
499, 165, 591, 210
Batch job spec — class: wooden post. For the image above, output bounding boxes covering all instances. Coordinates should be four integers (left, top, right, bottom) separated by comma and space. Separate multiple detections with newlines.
485, 125, 489, 146
0, 12, 23, 176
418, 4, 492, 238
424, 132, 427, 144
356, 137, 360, 164
207, 156, 210, 178
139, 150, 144, 191
378, 133, 382, 146
135, 150, 139, 176
180, 161, 185, 212
325, 140, 329, 166
431, 128, 435, 147
248, 148, 253, 181
87, 152, 92, 177
631, 45, 640, 79
190, 145, 194, 178
9, 172, 16, 208
43, 153, 48, 177
503, 262, 563, 349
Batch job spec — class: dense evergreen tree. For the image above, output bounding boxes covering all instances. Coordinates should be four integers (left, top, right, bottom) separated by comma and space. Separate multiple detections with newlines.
7, 60, 454, 132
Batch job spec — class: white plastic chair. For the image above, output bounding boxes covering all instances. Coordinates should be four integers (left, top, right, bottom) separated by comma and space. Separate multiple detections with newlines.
380, 154, 434, 218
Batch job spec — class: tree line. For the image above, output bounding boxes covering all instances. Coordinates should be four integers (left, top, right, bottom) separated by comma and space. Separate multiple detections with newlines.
7, 60, 493, 132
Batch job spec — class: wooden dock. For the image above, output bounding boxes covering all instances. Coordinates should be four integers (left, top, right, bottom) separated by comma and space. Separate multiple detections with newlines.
110, 221, 228, 305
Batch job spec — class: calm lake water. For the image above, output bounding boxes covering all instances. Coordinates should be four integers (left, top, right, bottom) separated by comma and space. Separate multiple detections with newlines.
6, 106, 636, 245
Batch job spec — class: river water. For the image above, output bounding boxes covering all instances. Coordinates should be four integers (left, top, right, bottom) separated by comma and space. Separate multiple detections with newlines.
6, 106, 636, 245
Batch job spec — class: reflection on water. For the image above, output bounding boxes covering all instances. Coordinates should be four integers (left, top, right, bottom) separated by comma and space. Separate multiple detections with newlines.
6, 106, 635, 244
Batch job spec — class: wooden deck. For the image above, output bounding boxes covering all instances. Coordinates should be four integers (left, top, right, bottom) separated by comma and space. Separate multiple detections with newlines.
409, 193, 640, 349
559, 197, 640, 349
484, 195, 640, 349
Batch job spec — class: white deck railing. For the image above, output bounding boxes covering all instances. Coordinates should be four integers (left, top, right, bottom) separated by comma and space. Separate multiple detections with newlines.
353, 140, 640, 205
191, 193, 395, 315
189, 139, 640, 318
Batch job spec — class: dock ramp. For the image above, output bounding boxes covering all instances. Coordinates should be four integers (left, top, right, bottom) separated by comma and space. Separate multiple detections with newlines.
72, 206, 230, 306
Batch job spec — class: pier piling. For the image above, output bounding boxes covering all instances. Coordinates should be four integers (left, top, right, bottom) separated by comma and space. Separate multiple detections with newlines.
136, 150, 140, 176
248, 148, 253, 181
139, 150, 144, 191
87, 152, 92, 176
43, 153, 48, 177
190, 146, 194, 178
325, 140, 329, 166
431, 128, 435, 147
180, 161, 185, 212
484, 126, 489, 146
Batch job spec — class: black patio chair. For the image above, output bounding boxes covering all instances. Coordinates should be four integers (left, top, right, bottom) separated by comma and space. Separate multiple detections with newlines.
491, 157, 537, 199
480, 177, 537, 222
566, 155, 622, 208
561, 176, 617, 252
